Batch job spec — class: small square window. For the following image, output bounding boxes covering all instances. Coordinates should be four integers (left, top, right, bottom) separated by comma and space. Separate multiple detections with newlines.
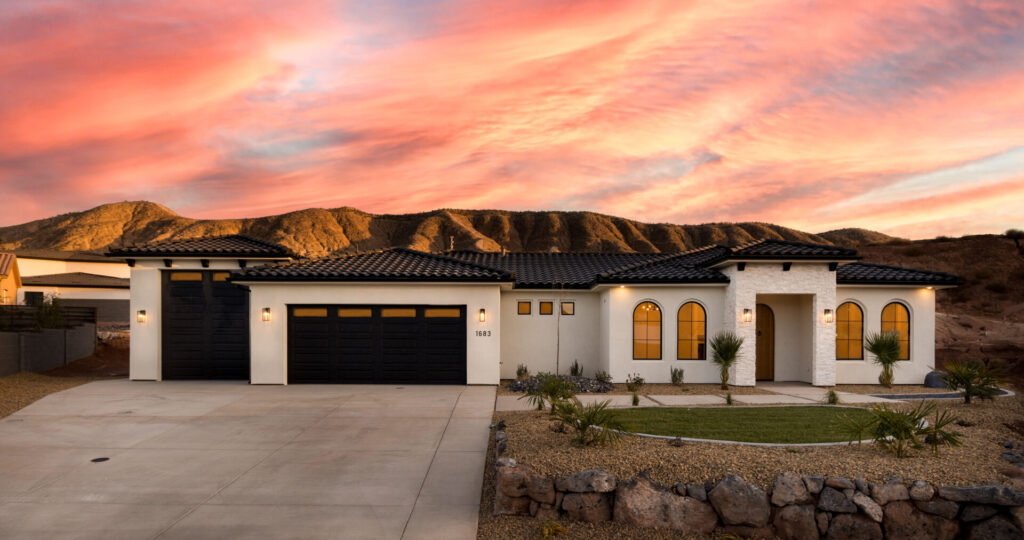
539, 301, 553, 315
517, 301, 531, 315
561, 301, 575, 316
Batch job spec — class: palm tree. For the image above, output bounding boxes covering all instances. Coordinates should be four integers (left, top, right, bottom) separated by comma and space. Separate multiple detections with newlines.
709, 331, 744, 390
865, 330, 902, 388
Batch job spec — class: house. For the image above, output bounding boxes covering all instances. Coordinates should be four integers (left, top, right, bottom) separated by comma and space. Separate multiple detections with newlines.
108, 235, 961, 386
0, 253, 21, 305
14, 249, 132, 323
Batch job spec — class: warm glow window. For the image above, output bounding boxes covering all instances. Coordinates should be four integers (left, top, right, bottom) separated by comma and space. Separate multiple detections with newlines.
539, 301, 553, 315
633, 302, 662, 360
836, 302, 863, 360
517, 301, 531, 315
881, 302, 910, 360
676, 302, 706, 360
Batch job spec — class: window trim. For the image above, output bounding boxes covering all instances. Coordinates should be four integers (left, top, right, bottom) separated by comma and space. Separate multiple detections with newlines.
560, 301, 575, 316
835, 301, 865, 361
538, 300, 554, 316
676, 300, 707, 361
632, 300, 663, 361
517, 300, 532, 315
881, 301, 911, 361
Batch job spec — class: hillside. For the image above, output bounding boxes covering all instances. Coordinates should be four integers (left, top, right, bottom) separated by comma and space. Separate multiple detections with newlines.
0, 201, 893, 258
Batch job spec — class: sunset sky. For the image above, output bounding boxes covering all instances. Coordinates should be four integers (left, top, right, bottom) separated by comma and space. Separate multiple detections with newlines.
1, 1, 1022, 238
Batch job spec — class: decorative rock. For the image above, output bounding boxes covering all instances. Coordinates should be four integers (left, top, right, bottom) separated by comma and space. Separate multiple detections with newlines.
773, 504, 818, 540
1011, 506, 1024, 532
966, 515, 1023, 540
961, 504, 999, 522
494, 431, 507, 457
495, 457, 516, 468
909, 480, 934, 501
939, 485, 1024, 506
914, 499, 960, 520
494, 491, 531, 516
817, 512, 830, 535
852, 491, 883, 522
668, 437, 685, 447
687, 484, 708, 502
708, 474, 771, 527
924, 370, 947, 388
843, 488, 855, 500
772, 472, 812, 506
496, 465, 531, 497
826, 513, 882, 540
855, 477, 869, 494
562, 492, 611, 522
826, 477, 855, 490
530, 501, 560, 521
555, 469, 617, 493
818, 487, 857, 513
613, 476, 717, 534
527, 474, 555, 505
803, 474, 825, 495
884, 500, 959, 540
871, 482, 910, 505
720, 525, 775, 540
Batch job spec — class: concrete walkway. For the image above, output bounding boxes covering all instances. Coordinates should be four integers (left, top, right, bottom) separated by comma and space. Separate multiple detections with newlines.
0, 380, 495, 540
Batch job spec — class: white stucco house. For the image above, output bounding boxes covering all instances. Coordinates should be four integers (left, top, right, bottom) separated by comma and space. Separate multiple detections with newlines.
14, 249, 132, 323
109, 235, 961, 386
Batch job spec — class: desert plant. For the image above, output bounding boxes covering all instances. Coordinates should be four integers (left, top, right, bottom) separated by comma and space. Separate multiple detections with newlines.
519, 373, 576, 413
923, 407, 963, 456
670, 367, 685, 386
710, 331, 744, 389
569, 360, 583, 377
552, 398, 628, 446
865, 330, 902, 387
870, 402, 932, 458
838, 411, 877, 448
631, 392, 639, 406
541, 520, 567, 538
725, 392, 733, 405
516, 364, 530, 380
34, 295, 66, 329
625, 373, 645, 393
594, 370, 612, 384
940, 359, 1003, 404
826, 390, 840, 405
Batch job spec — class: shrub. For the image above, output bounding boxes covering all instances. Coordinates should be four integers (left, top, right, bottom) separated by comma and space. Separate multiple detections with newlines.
625, 373, 645, 393
631, 392, 639, 406
516, 364, 530, 380
541, 520, 567, 538
865, 402, 961, 458
35, 295, 66, 329
839, 411, 877, 448
940, 359, 1003, 404
710, 331, 744, 389
725, 392, 733, 405
569, 360, 583, 377
552, 398, 628, 446
519, 373, 576, 413
865, 330, 902, 387
670, 367, 685, 386
594, 370, 612, 384
924, 408, 963, 456
826, 390, 839, 405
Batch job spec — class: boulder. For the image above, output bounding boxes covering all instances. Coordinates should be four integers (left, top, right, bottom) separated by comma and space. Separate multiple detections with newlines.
855, 477, 869, 495
684, 483, 708, 502
826, 477, 855, 490
555, 469, 617, 493
613, 476, 717, 534
494, 431, 507, 457
773, 472, 813, 506
494, 491, 531, 516
496, 465, 532, 498
818, 487, 857, 513
773, 504, 819, 540
924, 370, 946, 388
708, 475, 771, 527
872, 481, 910, 505
914, 499, 960, 520
909, 480, 935, 501
804, 475, 825, 495
495, 457, 516, 468
530, 500, 560, 521
852, 491, 883, 522
817, 512, 830, 535
961, 504, 999, 522
884, 500, 959, 540
1012, 506, 1024, 532
826, 513, 882, 540
966, 515, 1023, 540
527, 474, 556, 505
562, 492, 611, 522
939, 485, 1024, 506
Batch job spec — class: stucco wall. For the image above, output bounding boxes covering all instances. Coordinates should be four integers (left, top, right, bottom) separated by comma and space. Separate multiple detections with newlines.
499, 291, 600, 378
243, 282, 502, 385
16, 258, 131, 278
835, 286, 936, 384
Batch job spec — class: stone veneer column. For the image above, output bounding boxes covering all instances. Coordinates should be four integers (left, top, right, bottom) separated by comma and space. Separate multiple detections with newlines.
723, 266, 757, 386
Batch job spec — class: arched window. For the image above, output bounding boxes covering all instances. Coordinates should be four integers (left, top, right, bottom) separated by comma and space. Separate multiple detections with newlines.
633, 302, 662, 360
881, 302, 910, 360
677, 302, 706, 360
836, 302, 863, 360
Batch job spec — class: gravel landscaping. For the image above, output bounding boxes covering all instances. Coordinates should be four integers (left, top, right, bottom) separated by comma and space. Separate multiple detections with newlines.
497, 380, 775, 396
0, 372, 96, 419
834, 384, 934, 394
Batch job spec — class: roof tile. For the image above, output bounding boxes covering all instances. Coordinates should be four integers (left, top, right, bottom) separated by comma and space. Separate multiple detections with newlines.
236, 248, 512, 282
107, 235, 292, 258
837, 262, 961, 285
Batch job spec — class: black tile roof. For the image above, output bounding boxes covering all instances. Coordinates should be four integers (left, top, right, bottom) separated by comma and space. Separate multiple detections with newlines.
235, 248, 514, 282
837, 262, 962, 286
21, 272, 130, 289
729, 239, 859, 260
596, 246, 731, 284
107, 235, 293, 258
446, 251, 663, 288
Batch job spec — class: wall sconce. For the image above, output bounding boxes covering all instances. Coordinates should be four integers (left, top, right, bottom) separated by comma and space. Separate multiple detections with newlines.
824, 309, 834, 323
261, 308, 272, 322
479, 308, 486, 323
137, 310, 147, 324
742, 309, 752, 323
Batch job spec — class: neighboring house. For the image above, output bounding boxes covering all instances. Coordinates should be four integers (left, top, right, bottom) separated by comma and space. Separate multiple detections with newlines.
14, 249, 132, 323
0, 253, 21, 305
109, 235, 961, 386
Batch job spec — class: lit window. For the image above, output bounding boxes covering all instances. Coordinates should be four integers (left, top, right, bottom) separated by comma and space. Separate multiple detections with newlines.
633, 302, 662, 360
517, 301, 531, 315
293, 308, 327, 317
539, 301, 553, 315
677, 302, 706, 360
836, 302, 863, 360
561, 302, 575, 316
881, 302, 910, 360
169, 272, 203, 281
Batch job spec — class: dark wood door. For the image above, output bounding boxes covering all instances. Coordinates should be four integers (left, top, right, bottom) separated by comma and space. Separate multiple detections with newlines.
755, 303, 775, 381
162, 271, 249, 380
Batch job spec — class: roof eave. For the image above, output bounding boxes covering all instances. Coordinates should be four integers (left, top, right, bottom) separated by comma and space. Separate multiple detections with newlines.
708, 255, 862, 269
836, 280, 962, 288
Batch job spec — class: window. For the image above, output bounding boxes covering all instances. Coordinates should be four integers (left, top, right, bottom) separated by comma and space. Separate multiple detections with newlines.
212, 272, 231, 281
381, 308, 416, 318
169, 272, 203, 281
881, 302, 910, 360
633, 302, 662, 360
24, 291, 44, 306
293, 308, 327, 317
677, 302, 706, 360
517, 301, 531, 315
561, 301, 575, 316
539, 301, 553, 315
338, 308, 372, 317
424, 308, 460, 318
836, 302, 863, 360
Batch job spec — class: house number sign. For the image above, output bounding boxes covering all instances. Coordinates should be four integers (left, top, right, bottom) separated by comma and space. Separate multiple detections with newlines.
475, 330, 492, 337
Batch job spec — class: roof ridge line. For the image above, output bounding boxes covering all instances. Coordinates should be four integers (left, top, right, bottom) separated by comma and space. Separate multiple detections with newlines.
395, 248, 514, 279
842, 261, 960, 278
598, 244, 721, 279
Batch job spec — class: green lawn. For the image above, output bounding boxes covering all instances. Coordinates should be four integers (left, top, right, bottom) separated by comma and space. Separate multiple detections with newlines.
608, 406, 873, 444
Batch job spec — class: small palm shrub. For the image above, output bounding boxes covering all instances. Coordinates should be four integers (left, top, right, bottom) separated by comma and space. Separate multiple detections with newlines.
725, 392, 733, 405
865, 330, 902, 387
594, 370, 612, 383
826, 390, 840, 405
710, 331, 744, 389
625, 373, 645, 393
871, 402, 928, 458
552, 398, 628, 446
631, 392, 639, 406
516, 364, 530, 380
519, 373, 576, 413
541, 520, 567, 538
940, 359, 1003, 404
569, 360, 583, 377
839, 411, 877, 448
924, 407, 963, 456
670, 367, 685, 386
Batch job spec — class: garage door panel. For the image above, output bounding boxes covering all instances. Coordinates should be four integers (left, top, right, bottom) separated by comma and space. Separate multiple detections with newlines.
162, 271, 249, 380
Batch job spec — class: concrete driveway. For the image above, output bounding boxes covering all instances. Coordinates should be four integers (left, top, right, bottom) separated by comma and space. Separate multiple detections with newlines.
0, 380, 495, 540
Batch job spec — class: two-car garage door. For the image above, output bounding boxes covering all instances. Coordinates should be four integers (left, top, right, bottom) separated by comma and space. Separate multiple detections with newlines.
287, 305, 467, 384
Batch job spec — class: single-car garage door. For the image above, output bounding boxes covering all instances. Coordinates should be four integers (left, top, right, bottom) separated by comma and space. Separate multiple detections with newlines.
162, 270, 250, 380
287, 305, 466, 384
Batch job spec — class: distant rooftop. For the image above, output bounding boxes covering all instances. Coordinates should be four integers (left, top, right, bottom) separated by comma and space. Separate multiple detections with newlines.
107, 235, 293, 259
21, 272, 130, 289
14, 249, 118, 263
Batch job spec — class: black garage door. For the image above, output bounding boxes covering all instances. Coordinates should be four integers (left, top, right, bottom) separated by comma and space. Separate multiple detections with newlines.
162, 271, 250, 380
288, 305, 466, 384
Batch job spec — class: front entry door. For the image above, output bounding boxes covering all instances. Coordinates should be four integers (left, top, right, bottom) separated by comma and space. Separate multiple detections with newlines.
755, 304, 775, 381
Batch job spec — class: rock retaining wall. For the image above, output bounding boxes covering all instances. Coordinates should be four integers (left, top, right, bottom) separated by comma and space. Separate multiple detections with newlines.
493, 430, 1024, 539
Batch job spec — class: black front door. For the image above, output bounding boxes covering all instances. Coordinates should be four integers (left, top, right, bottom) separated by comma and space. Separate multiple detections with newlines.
161, 271, 249, 380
